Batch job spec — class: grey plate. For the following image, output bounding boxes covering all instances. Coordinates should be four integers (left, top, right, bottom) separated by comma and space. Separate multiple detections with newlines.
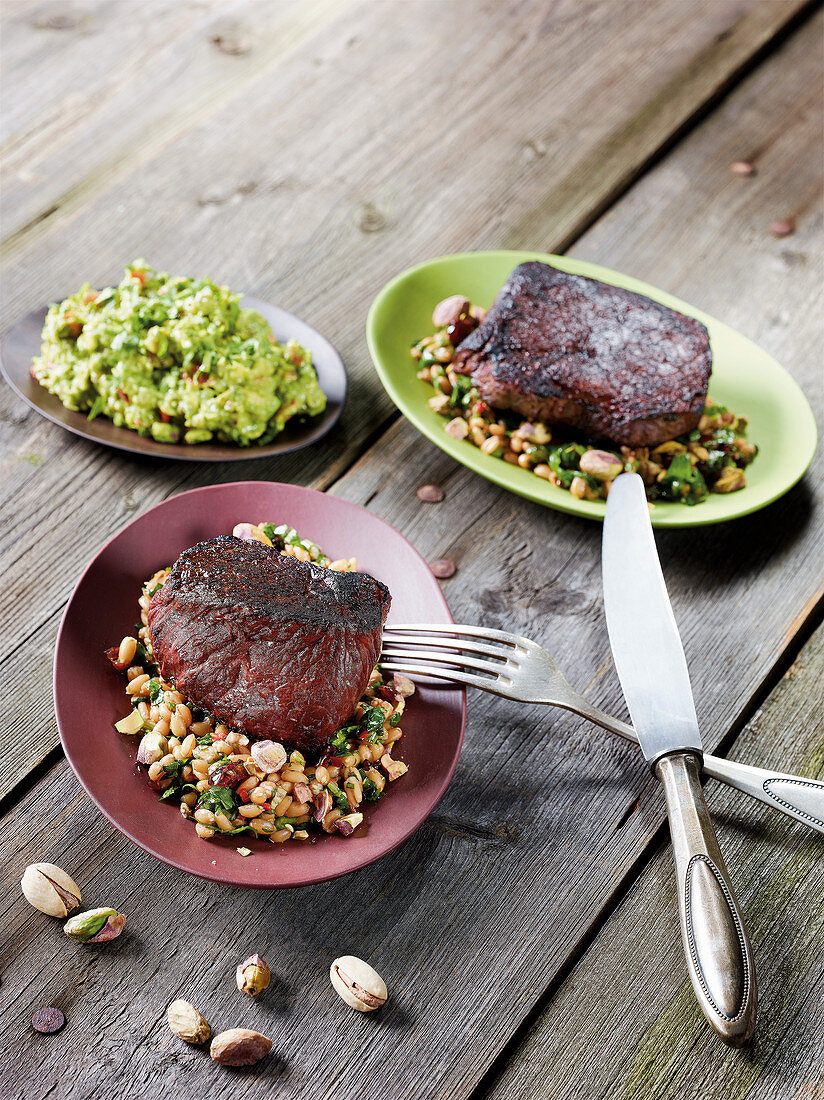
0, 295, 347, 462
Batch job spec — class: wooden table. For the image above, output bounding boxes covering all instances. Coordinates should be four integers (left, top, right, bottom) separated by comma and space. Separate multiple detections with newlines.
2, 2, 822, 1097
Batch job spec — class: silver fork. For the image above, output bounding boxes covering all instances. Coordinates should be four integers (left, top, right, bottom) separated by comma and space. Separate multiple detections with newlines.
381, 623, 824, 835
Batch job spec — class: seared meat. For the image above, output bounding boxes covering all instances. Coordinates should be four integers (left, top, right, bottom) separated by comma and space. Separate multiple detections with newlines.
452, 261, 712, 447
147, 536, 391, 752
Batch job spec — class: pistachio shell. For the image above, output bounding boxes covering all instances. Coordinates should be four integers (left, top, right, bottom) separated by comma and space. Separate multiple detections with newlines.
330, 955, 387, 1011
21, 863, 81, 917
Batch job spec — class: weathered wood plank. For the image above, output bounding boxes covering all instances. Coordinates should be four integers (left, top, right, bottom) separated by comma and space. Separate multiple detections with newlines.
1, 0, 813, 255
482, 624, 824, 1100
2, 16, 822, 1092
0, 0, 351, 243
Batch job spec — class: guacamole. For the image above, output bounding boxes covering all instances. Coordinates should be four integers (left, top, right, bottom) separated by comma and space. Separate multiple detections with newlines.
31, 261, 327, 445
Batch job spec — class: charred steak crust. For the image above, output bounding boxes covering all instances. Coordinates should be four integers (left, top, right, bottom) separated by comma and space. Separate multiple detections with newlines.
146, 536, 391, 752
452, 261, 712, 448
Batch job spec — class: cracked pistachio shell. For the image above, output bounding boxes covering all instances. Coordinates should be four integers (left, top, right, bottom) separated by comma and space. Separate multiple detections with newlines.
64, 907, 126, 943
330, 955, 387, 1011
21, 863, 81, 917
167, 999, 210, 1044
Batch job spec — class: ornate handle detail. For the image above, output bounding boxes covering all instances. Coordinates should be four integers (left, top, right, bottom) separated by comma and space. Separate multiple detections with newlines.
655, 753, 757, 1046
700, 756, 824, 833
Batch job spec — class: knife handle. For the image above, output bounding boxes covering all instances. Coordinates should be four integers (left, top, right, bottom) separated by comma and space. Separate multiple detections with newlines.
700, 755, 824, 834
655, 752, 757, 1046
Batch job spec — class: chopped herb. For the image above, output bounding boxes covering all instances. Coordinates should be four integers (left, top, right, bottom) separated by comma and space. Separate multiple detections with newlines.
329, 727, 353, 751
260, 522, 286, 551
360, 705, 387, 743
656, 453, 707, 505
197, 786, 238, 816
147, 678, 164, 704
326, 782, 350, 814
362, 777, 383, 801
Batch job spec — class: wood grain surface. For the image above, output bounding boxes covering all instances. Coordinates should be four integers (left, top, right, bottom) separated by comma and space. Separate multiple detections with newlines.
1, 2, 822, 1099
483, 624, 824, 1100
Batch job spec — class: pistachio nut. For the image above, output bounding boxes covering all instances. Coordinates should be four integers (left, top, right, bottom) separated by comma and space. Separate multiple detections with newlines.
579, 449, 623, 481
392, 673, 415, 699
432, 295, 470, 329
136, 732, 169, 766
167, 999, 210, 1044
330, 955, 387, 1012
313, 788, 332, 822
333, 812, 363, 836
210, 1028, 272, 1066
250, 739, 287, 774
21, 863, 81, 917
236, 953, 271, 996
713, 465, 746, 493
64, 907, 126, 944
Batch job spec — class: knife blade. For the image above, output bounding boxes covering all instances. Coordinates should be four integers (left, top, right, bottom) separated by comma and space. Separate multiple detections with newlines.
601, 471, 701, 765
602, 472, 757, 1046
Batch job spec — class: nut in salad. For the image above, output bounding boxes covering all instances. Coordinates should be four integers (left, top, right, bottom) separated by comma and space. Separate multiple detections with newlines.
330, 955, 388, 1012
136, 732, 169, 766
21, 863, 81, 917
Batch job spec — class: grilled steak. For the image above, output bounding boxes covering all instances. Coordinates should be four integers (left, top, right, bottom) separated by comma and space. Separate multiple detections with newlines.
452, 262, 712, 447
147, 536, 391, 752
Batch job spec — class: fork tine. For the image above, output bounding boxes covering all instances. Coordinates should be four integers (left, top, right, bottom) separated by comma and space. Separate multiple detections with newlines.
380, 646, 510, 676
381, 635, 510, 660
383, 623, 529, 648
378, 660, 504, 693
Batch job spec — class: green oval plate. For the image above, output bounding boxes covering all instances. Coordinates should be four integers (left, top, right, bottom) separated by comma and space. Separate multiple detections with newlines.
367, 250, 817, 527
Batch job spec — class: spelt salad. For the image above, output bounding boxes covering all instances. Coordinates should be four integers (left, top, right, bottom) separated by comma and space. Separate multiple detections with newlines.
107, 523, 411, 845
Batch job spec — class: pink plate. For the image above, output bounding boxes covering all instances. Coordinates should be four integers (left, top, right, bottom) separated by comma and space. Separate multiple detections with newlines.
54, 481, 466, 888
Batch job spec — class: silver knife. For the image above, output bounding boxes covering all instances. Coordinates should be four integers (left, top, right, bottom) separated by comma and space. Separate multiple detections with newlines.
602, 472, 757, 1046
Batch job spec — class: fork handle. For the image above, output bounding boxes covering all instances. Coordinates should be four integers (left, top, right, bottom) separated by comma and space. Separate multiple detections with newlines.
656, 752, 757, 1046
571, 702, 824, 835
700, 755, 824, 833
